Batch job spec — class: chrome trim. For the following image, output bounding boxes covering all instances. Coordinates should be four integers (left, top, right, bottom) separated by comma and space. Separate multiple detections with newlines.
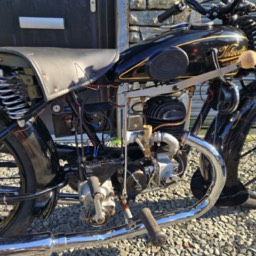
19, 17, 65, 30
152, 132, 179, 156
0, 133, 226, 255
127, 131, 179, 156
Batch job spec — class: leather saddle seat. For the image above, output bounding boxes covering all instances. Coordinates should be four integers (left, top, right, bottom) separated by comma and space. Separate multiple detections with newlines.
0, 47, 119, 101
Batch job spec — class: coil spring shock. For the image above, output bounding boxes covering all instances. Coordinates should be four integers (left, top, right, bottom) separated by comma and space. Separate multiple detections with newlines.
0, 76, 30, 120
234, 16, 256, 50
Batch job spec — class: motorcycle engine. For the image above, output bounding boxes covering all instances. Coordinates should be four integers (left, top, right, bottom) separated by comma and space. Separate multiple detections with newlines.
120, 95, 187, 200
78, 95, 188, 226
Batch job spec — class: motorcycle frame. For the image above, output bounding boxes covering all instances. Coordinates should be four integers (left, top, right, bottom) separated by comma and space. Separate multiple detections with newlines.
0, 59, 247, 206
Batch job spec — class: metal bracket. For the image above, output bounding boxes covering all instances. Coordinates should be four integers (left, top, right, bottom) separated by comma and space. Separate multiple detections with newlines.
90, 0, 97, 12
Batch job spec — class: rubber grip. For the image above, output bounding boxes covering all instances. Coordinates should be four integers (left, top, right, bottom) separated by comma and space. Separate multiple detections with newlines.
140, 208, 167, 246
158, 4, 182, 23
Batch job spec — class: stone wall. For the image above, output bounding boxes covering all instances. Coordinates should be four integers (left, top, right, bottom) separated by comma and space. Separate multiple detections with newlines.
129, 0, 191, 44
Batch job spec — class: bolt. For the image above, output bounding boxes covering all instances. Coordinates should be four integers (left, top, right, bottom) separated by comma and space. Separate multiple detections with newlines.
52, 104, 61, 113
128, 199, 134, 204
96, 217, 105, 225
172, 85, 179, 91
80, 195, 86, 201
17, 119, 26, 128
117, 169, 124, 174
117, 177, 124, 183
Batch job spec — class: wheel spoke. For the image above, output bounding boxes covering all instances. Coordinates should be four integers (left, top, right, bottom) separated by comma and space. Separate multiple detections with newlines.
240, 145, 256, 158
0, 161, 17, 168
0, 186, 19, 194
244, 177, 256, 187
0, 177, 20, 181
0, 151, 21, 225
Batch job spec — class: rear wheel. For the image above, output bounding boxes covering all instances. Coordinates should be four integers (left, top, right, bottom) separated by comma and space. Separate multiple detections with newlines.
0, 135, 36, 236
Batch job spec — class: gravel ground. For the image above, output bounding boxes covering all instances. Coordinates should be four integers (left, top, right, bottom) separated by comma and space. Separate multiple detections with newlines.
26, 148, 256, 256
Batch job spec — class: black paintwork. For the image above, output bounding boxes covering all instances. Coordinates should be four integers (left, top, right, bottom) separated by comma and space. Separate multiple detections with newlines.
0, 115, 60, 218
109, 25, 248, 82
16, 118, 60, 217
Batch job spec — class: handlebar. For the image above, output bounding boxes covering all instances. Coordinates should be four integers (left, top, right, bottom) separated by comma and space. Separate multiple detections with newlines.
186, 0, 207, 15
158, 1, 186, 23
158, 0, 256, 23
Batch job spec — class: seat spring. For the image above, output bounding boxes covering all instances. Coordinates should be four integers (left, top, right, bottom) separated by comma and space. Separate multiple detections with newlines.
0, 76, 30, 120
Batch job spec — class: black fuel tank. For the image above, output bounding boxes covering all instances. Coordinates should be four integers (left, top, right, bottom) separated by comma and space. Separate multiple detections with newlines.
110, 25, 248, 82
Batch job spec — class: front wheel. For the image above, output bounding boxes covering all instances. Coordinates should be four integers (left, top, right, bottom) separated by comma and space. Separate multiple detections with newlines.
223, 108, 256, 208
0, 134, 37, 236
191, 85, 256, 208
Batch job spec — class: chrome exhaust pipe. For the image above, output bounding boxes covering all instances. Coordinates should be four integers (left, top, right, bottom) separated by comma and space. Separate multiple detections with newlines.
0, 133, 226, 255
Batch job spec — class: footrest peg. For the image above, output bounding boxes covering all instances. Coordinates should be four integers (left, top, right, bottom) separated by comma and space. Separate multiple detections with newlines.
139, 208, 167, 246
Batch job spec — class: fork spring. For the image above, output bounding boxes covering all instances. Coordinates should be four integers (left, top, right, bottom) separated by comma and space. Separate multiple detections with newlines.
234, 16, 256, 50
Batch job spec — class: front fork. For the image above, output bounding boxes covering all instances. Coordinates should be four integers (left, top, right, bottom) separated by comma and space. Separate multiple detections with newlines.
190, 78, 256, 206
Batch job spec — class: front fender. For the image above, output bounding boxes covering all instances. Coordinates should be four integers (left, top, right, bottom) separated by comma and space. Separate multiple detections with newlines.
190, 81, 256, 206
206, 98, 256, 147
205, 81, 256, 187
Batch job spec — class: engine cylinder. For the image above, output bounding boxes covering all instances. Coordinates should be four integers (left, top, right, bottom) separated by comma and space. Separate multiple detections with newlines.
143, 96, 186, 139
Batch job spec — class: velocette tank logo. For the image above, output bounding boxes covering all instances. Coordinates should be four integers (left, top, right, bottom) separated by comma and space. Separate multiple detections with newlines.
218, 43, 247, 65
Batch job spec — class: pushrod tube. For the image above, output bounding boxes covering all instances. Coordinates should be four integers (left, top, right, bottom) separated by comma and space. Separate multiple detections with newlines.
0, 133, 226, 256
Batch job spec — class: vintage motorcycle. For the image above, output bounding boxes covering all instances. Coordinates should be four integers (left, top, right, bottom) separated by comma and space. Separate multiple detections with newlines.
0, 0, 255, 254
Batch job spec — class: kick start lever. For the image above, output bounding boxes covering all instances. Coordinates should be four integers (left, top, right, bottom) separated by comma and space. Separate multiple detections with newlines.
139, 208, 167, 246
